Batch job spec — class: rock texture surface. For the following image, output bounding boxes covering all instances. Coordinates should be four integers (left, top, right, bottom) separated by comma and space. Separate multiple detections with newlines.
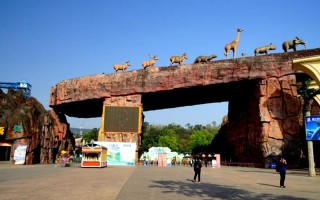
50, 48, 320, 117
0, 89, 74, 164
212, 74, 304, 166
49, 48, 320, 166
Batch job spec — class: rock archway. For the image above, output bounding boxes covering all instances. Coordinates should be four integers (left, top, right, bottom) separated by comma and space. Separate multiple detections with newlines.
49, 48, 320, 166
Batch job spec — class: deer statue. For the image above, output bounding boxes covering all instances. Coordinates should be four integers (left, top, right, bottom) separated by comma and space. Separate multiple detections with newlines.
224, 28, 244, 59
142, 55, 159, 69
113, 61, 131, 72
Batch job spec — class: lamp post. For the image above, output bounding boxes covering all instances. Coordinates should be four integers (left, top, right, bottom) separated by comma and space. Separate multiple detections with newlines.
298, 78, 320, 176
293, 55, 320, 177
304, 100, 316, 177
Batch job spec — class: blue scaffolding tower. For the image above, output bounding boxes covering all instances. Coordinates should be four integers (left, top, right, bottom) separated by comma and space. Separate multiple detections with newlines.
0, 81, 32, 98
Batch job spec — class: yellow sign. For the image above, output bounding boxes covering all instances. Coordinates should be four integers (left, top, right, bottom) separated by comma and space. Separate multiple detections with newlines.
0, 127, 4, 135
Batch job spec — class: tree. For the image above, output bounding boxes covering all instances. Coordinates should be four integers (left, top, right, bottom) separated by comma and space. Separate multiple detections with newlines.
140, 122, 219, 154
140, 124, 162, 150
82, 128, 99, 143
189, 129, 214, 150
158, 129, 179, 151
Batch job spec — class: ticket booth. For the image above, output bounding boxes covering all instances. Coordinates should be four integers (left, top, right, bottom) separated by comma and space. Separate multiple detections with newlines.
81, 143, 107, 168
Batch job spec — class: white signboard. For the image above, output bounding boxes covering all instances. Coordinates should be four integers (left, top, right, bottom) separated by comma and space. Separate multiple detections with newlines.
14, 145, 27, 165
95, 142, 136, 165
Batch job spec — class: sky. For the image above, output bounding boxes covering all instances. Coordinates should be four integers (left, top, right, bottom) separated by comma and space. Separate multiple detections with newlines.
1, 1, 320, 129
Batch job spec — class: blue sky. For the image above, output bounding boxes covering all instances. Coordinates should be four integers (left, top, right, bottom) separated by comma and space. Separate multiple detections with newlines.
1, 1, 320, 129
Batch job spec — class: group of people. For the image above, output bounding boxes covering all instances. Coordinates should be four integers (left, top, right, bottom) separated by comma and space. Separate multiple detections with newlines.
191, 155, 288, 188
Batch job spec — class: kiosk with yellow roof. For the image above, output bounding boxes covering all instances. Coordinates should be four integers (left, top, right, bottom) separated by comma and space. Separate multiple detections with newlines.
81, 143, 107, 168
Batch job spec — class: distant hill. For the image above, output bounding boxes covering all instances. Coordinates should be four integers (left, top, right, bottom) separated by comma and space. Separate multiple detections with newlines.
70, 127, 91, 134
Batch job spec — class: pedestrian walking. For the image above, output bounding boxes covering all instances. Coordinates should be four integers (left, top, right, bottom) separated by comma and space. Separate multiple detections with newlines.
276, 156, 287, 188
193, 157, 202, 182
189, 159, 193, 167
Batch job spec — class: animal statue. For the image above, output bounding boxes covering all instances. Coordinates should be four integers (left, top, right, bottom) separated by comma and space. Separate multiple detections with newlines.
193, 54, 217, 63
170, 53, 188, 66
282, 37, 306, 52
113, 61, 131, 72
142, 55, 159, 69
254, 43, 277, 56
224, 28, 243, 59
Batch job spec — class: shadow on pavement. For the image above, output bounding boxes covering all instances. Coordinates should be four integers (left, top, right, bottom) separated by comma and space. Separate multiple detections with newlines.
149, 180, 309, 200
257, 183, 280, 188
236, 169, 309, 177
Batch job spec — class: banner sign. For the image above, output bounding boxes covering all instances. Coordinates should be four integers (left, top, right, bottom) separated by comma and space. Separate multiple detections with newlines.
14, 145, 27, 164
305, 115, 320, 140
95, 142, 136, 165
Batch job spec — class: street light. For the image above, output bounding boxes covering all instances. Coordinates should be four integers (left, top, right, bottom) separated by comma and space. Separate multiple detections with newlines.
297, 78, 320, 176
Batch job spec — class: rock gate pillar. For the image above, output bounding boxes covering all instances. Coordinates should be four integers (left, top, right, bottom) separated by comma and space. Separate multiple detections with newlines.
98, 94, 143, 163
218, 75, 302, 166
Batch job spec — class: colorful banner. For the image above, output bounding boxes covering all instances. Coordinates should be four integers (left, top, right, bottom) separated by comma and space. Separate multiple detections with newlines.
14, 145, 27, 165
305, 115, 320, 140
139, 147, 181, 167
95, 142, 136, 165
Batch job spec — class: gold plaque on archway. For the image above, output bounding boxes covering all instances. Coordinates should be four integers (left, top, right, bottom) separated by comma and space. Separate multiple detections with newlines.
102, 106, 142, 133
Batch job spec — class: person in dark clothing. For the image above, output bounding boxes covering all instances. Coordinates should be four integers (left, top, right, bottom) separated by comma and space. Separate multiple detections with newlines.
193, 157, 202, 182
277, 156, 287, 188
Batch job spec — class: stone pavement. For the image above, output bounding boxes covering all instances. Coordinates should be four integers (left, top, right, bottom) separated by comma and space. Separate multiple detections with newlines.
0, 162, 319, 200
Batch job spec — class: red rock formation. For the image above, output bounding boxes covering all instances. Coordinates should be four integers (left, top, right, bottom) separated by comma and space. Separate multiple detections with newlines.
0, 89, 74, 164
213, 75, 304, 166
49, 48, 320, 117
48, 48, 320, 167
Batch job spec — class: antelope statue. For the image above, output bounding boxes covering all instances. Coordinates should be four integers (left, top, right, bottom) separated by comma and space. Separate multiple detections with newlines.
170, 53, 188, 66
224, 28, 244, 59
113, 61, 131, 72
142, 55, 159, 70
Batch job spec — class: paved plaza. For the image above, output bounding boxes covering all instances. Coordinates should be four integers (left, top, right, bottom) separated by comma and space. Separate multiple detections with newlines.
0, 163, 319, 200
